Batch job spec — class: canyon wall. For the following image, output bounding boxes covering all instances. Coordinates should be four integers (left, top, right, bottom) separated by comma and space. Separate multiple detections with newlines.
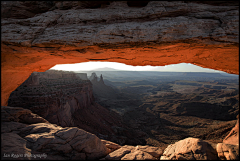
7, 70, 145, 145
1, 1, 239, 106
8, 70, 95, 127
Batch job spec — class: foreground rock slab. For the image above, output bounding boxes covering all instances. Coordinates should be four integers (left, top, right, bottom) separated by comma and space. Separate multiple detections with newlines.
102, 145, 163, 160
1, 106, 109, 160
1, 106, 239, 160
1, 133, 32, 160
19, 123, 109, 160
1, 106, 48, 124
101, 139, 122, 153
223, 115, 239, 145
160, 137, 218, 160
216, 143, 239, 160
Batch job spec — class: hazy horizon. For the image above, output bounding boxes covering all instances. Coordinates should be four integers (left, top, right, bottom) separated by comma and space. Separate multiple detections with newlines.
50, 62, 232, 74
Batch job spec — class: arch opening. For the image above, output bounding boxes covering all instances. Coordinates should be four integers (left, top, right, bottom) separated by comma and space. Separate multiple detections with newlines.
1, 42, 239, 107
50, 61, 236, 74
7, 61, 239, 146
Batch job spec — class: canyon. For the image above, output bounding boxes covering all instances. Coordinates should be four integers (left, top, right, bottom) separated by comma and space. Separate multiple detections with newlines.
3, 70, 239, 160
84, 70, 239, 146
7, 70, 145, 146
1, 1, 239, 160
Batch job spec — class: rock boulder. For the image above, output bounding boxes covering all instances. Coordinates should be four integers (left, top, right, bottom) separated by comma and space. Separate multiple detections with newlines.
1, 106, 110, 160
102, 145, 163, 160
223, 115, 239, 145
1, 106, 48, 124
160, 137, 218, 160
216, 143, 239, 160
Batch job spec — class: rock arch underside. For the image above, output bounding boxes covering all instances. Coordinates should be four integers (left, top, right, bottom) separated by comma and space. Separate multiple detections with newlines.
1, 1, 239, 106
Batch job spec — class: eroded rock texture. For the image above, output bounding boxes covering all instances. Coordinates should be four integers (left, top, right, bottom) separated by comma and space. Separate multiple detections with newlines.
1, 106, 239, 160
223, 115, 239, 145
160, 137, 218, 160
102, 144, 164, 160
7, 70, 145, 145
160, 137, 239, 160
8, 70, 95, 127
1, 106, 48, 124
1, 1, 239, 106
1, 106, 110, 160
216, 143, 239, 160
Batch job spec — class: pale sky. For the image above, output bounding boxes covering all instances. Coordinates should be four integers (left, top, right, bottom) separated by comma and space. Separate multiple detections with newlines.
50, 61, 226, 73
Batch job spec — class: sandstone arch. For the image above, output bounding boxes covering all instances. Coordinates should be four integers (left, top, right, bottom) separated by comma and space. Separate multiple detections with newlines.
1, 1, 239, 106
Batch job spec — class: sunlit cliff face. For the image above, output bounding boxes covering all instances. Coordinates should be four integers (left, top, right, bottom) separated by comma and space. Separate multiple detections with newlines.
1, 1, 239, 106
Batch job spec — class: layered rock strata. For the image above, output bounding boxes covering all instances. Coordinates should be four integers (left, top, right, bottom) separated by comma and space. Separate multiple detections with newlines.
8, 70, 94, 127
1, 106, 109, 160
1, 1, 239, 106
7, 70, 145, 145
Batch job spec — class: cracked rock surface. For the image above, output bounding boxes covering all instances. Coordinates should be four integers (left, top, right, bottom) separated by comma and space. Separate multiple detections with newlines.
1, 106, 239, 160
216, 143, 239, 160
160, 137, 239, 160
1, 1, 239, 46
160, 137, 218, 160
223, 115, 239, 145
102, 145, 163, 160
1, 106, 109, 160
1, 106, 48, 124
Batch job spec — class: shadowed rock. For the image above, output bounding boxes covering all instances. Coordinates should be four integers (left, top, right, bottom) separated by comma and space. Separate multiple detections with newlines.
1, 133, 32, 160
1, 106, 110, 160
1, 106, 48, 124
